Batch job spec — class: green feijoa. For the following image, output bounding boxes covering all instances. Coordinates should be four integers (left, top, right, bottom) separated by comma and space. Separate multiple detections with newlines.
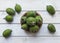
35, 16, 43, 23
21, 16, 27, 24
26, 17, 36, 26
5, 15, 13, 22
15, 4, 22, 13
6, 8, 15, 16
47, 5, 55, 15
48, 23, 56, 33
21, 24, 28, 31
29, 25, 39, 33
26, 11, 36, 17
3, 29, 12, 38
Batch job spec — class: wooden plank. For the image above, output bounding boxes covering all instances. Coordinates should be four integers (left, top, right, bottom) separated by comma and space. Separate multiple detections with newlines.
0, 0, 60, 10
0, 37, 60, 43
25, 37, 60, 43
0, 24, 60, 37
0, 37, 25, 43
0, 11, 60, 23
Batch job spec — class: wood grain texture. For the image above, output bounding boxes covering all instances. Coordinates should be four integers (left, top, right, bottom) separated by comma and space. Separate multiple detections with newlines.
0, 0, 60, 10
0, 37, 60, 43
0, 11, 60, 23
0, 24, 60, 37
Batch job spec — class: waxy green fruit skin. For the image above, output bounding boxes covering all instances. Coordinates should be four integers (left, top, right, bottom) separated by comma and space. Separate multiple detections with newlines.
5, 15, 13, 22
26, 17, 36, 26
29, 25, 39, 33
15, 4, 22, 13
21, 16, 27, 24
47, 5, 55, 15
6, 8, 15, 16
35, 16, 43, 23
26, 11, 36, 17
48, 24, 56, 33
3, 29, 12, 38
21, 24, 28, 31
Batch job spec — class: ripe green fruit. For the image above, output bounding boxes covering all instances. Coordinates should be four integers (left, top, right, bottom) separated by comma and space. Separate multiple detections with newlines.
29, 25, 39, 33
6, 8, 15, 16
35, 16, 42, 23
15, 4, 22, 13
5, 15, 13, 22
21, 16, 27, 24
21, 24, 28, 31
48, 24, 56, 33
3, 29, 12, 38
47, 5, 55, 15
26, 11, 36, 17
26, 17, 36, 26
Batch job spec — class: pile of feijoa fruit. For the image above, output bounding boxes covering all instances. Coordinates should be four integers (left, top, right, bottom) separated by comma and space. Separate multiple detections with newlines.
21, 11, 43, 33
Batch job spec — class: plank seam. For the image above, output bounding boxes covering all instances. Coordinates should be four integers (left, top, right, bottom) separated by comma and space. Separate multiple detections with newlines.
0, 10, 60, 12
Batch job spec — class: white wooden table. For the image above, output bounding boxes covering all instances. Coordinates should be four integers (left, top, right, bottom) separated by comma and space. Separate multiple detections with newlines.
0, 0, 60, 43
